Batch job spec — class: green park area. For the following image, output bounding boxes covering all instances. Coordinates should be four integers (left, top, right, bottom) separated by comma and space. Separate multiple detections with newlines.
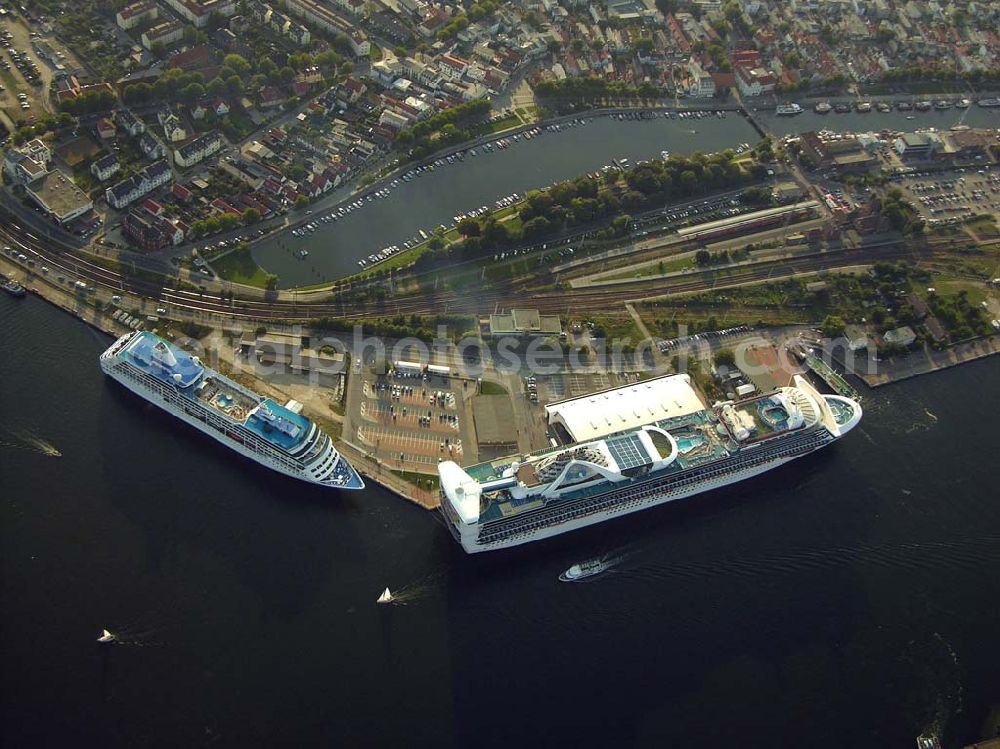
213, 248, 272, 288
637, 261, 998, 346
478, 381, 508, 395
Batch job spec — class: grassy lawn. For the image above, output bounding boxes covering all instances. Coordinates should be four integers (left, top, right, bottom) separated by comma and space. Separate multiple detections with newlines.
391, 468, 440, 489
478, 381, 507, 395
964, 216, 1000, 241
369, 44, 383, 62
341, 242, 432, 284
930, 275, 990, 306
471, 114, 520, 136
585, 314, 641, 342
930, 243, 1000, 277
604, 253, 695, 281
639, 302, 817, 334
213, 250, 270, 287
224, 108, 257, 139
0, 68, 24, 99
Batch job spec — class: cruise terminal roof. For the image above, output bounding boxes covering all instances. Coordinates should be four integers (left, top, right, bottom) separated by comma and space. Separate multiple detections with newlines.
544, 373, 705, 443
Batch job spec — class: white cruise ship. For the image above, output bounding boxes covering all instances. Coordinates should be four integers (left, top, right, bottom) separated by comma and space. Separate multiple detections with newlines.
100, 331, 364, 489
439, 373, 860, 553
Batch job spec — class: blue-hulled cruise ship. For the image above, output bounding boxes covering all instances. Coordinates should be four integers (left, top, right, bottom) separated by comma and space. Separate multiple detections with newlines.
439, 372, 860, 553
100, 331, 364, 489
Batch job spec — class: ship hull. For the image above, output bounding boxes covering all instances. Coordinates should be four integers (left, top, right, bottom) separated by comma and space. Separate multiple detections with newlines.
450, 439, 830, 553
100, 343, 363, 489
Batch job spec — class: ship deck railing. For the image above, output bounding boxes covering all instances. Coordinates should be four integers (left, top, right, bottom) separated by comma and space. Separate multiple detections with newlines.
475, 428, 833, 538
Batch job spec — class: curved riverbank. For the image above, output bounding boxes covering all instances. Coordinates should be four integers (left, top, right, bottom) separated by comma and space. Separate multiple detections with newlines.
251, 110, 761, 287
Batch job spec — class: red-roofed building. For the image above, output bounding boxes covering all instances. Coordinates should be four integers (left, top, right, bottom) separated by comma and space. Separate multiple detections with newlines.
417, 7, 450, 38
439, 54, 468, 80
143, 198, 163, 216
735, 65, 776, 97
122, 209, 183, 251
370, 125, 396, 142
667, 15, 691, 54
210, 197, 241, 216
258, 86, 284, 108
731, 49, 762, 68
172, 182, 193, 202
239, 194, 271, 217
343, 77, 366, 101
57, 81, 115, 104
304, 173, 331, 196
96, 117, 117, 140
711, 71, 735, 94
169, 45, 216, 73
116, 1, 159, 30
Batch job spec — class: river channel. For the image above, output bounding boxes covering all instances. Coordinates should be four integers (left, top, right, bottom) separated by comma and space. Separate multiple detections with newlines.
253, 103, 1000, 288
252, 112, 761, 286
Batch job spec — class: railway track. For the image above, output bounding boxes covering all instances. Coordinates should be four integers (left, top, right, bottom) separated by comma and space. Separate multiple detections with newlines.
1, 212, 981, 325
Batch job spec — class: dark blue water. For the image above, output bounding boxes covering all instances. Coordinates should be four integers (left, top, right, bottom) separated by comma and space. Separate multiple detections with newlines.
2, 294, 999, 748
253, 113, 760, 285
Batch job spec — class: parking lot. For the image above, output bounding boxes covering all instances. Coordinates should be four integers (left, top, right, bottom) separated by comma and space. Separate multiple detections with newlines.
530, 370, 642, 405
658, 325, 755, 354
633, 193, 760, 234
892, 165, 1000, 227
346, 365, 477, 473
0, 15, 57, 127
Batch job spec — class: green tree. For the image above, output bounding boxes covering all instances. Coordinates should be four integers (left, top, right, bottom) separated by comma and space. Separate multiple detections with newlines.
242, 208, 261, 225
521, 215, 552, 240
123, 82, 152, 104
821, 315, 847, 339
713, 348, 736, 368
457, 217, 481, 237
207, 77, 227, 97
179, 82, 205, 103
223, 54, 251, 78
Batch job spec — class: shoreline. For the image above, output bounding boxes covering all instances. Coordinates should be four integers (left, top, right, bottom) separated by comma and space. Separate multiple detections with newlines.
7, 253, 999, 507
850, 335, 1000, 388
2, 258, 435, 510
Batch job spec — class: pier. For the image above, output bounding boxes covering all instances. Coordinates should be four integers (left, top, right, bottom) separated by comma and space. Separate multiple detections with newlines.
804, 355, 862, 400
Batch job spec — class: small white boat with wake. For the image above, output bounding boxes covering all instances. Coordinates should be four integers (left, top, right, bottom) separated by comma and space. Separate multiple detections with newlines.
377, 587, 393, 604
559, 556, 620, 582
97, 629, 117, 644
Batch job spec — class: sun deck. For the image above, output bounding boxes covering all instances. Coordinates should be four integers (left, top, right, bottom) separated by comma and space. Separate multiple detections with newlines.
122, 332, 313, 452
465, 408, 722, 486
124, 331, 204, 388
244, 399, 311, 451
465, 407, 736, 523
194, 375, 257, 422
827, 397, 857, 427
